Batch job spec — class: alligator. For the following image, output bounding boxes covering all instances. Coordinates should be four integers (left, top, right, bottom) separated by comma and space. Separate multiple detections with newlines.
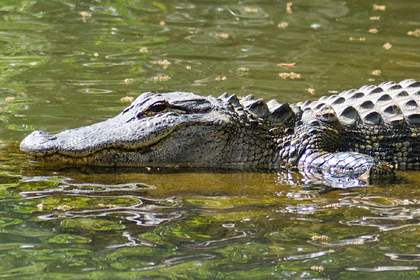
20, 79, 420, 181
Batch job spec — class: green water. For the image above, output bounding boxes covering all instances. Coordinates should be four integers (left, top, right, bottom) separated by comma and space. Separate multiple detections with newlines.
0, 0, 420, 278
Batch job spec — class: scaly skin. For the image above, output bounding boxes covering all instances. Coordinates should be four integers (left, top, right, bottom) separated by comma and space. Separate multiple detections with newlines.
21, 80, 420, 180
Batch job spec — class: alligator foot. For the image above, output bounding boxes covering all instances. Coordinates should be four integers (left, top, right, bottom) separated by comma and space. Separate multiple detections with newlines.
298, 151, 395, 186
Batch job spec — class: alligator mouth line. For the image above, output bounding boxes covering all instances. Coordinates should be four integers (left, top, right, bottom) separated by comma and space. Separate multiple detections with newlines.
24, 122, 219, 167
29, 144, 159, 166
26, 125, 186, 166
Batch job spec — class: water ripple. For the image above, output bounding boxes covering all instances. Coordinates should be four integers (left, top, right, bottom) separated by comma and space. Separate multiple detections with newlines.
346, 266, 419, 272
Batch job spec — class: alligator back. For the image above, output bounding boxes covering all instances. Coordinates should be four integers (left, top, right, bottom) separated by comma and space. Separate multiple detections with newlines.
296, 79, 420, 170
20, 79, 420, 182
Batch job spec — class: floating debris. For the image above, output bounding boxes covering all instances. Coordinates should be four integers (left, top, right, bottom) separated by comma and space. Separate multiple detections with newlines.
120, 96, 134, 103
323, 203, 340, 208
383, 42, 392, 49
286, 2, 293, 14
407, 29, 420, 37
349, 37, 366, 41
154, 75, 171, 82
277, 22, 288, 29
245, 7, 259, 13
279, 72, 300, 79
55, 205, 72, 211
373, 4, 386, 11
311, 266, 324, 272
311, 235, 329, 241
371, 70, 381, 76
278, 62, 296, 67
154, 59, 171, 69
369, 28, 379, 33
37, 202, 44, 211
215, 33, 229, 39
98, 203, 117, 208
307, 88, 315, 95
80, 11, 92, 23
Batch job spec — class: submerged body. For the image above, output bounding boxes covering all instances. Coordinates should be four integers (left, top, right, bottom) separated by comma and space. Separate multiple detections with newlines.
21, 80, 420, 180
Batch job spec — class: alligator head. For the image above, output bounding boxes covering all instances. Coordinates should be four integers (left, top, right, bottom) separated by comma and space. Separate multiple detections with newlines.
20, 92, 235, 167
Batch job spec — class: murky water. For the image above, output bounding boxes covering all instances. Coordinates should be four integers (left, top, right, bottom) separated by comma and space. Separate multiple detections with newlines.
0, 0, 420, 278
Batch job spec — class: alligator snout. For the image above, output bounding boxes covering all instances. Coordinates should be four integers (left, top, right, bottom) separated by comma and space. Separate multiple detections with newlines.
20, 130, 58, 155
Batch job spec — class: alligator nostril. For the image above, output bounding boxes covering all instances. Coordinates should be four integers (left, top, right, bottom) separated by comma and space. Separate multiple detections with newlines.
33, 131, 57, 141
20, 130, 57, 154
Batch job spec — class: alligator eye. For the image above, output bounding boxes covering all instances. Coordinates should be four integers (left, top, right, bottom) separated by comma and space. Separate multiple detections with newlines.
137, 101, 169, 118
148, 102, 167, 113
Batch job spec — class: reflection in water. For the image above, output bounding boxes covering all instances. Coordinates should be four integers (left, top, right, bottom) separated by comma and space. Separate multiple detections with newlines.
21, 179, 182, 226
7, 165, 418, 278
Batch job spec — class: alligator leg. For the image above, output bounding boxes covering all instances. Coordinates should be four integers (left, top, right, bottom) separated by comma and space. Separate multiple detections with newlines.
298, 151, 394, 182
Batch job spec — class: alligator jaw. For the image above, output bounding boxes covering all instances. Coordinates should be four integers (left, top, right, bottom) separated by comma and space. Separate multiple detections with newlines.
20, 127, 173, 166
20, 114, 175, 157
20, 91, 231, 167
20, 121, 226, 167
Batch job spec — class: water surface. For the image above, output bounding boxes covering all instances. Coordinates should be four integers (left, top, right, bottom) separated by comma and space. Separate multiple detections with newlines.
1, 0, 420, 278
